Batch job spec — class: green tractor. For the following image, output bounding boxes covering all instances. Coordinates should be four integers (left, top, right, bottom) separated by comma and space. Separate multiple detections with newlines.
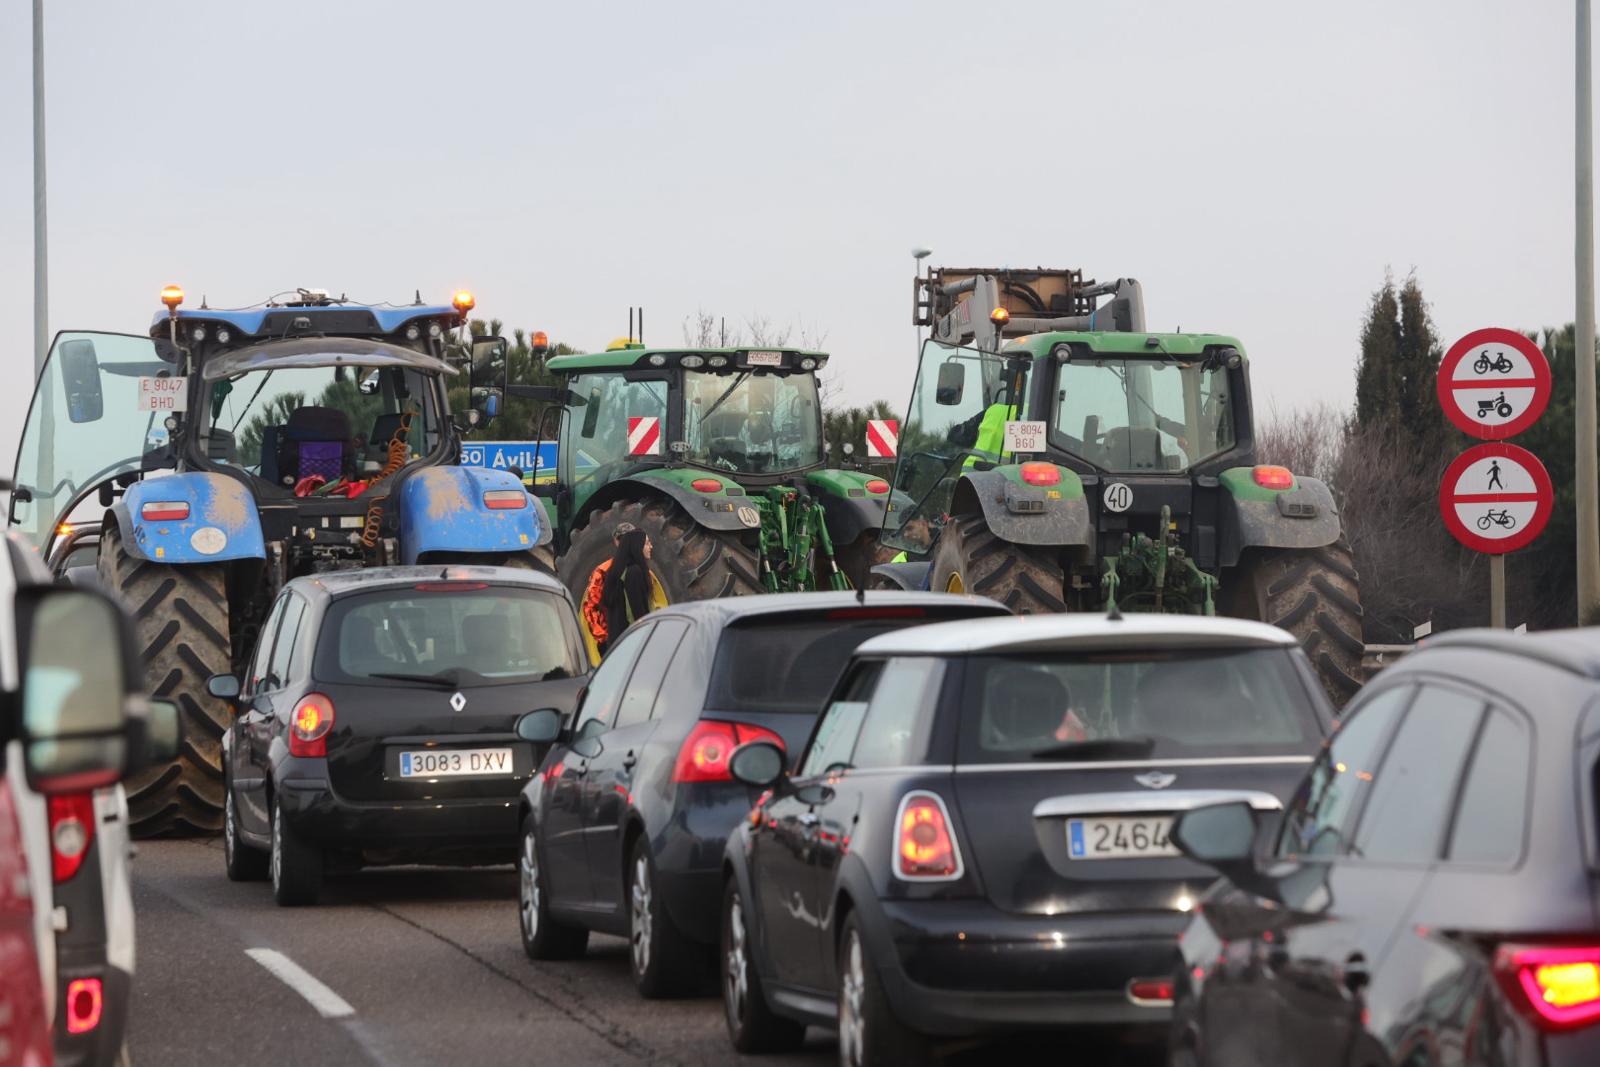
874, 267, 1364, 702
520, 341, 890, 610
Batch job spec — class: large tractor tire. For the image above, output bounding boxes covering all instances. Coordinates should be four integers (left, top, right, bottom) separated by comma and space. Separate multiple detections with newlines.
1225, 539, 1364, 706
927, 511, 1067, 613
97, 523, 231, 836
557, 498, 763, 608
833, 529, 897, 591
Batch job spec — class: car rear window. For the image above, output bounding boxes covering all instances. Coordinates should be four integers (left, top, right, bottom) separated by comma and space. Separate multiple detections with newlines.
707, 607, 991, 714
314, 583, 584, 687
957, 647, 1323, 763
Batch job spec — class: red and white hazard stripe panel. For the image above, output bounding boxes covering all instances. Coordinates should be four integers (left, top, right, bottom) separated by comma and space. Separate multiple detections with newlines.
865, 419, 898, 458
628, 416, 662, 456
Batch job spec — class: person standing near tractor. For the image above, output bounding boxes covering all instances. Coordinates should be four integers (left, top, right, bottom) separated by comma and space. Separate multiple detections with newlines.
580, 522, 636, 662
601, 529, 659, 653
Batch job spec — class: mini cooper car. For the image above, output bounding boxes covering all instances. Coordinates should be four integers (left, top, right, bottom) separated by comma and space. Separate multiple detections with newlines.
213, 565, 587, 905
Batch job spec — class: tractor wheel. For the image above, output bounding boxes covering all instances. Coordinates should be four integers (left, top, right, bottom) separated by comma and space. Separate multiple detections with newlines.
97, 522, 231, 836
1225, 538, 1364, 705
557, 498, 763, 606
928, 511, 1067, 613
833, 529, 897, 591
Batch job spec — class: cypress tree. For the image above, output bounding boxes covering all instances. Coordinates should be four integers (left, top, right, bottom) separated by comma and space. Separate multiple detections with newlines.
1354, 279, 1402, 431
1394, 275, 1448, 456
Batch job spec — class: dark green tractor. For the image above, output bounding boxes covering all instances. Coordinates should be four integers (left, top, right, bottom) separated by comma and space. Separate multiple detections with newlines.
522, 342, 889, 608
875, 267, 1364, 702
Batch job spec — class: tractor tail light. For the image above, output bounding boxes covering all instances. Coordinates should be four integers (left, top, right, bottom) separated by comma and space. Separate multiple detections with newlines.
1020, 462, 1061, 486
141, 501, 190, 521
894, 791, 962, 880
1252, 465, 1295, 490
672, 720, 785, 783
48, 793, 95, 883
1495, 944, 1600, 1030
691, 478, 723, 493
483, 490, 528, 510
289, 694, 335, 757
865, 479, 890, 494
65, 977, 103, 1034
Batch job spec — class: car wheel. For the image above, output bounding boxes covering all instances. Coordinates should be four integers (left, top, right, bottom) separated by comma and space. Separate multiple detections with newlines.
518, 814, 588, 960
721, 878, 805, 1052
837, 914, 931, 1067
270, 797, 322, 907
628, 836, 705, 998
223, 783, 268, 882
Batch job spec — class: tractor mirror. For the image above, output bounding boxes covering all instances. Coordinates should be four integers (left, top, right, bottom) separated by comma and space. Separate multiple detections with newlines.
935, 362, 965, 406
579, 387, 602, 438
58, 338, 105, 423
470, 337, 509, 423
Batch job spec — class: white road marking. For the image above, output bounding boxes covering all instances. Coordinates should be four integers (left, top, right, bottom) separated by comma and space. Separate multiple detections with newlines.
245, 948, 356, 1019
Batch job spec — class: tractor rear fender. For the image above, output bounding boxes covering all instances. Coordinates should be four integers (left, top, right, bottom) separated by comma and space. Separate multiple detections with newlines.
804, 469, 890, 547
111, 472, 266, 563
576, 471, 761, 534
952, 466, 1093, 549
399, 465, 546, 565
1217, 468, 1342, 568
868, 561, 931, 591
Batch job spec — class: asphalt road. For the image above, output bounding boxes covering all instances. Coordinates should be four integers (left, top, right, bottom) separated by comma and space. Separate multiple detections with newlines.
126, 840, 1161, 1066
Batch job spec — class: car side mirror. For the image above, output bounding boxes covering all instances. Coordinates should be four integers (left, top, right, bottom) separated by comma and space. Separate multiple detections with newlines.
207, 674, 241, 700
935, 361, 965, 406
571, 733, 604, 759
16, 585, 141, 794
1171, 800, 1283, 901
141, 698, 181, 766
516, 708, 563, 744
729, 741, 785, 788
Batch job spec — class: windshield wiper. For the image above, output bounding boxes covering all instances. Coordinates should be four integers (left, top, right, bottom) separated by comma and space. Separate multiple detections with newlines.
1028, 736, 1156, 761
699, 371, 750, 424
364, 670, 457, 688
230, 370, 276, 432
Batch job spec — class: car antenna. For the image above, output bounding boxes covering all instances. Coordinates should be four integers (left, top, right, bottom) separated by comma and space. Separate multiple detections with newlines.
855, 583, 865, 606
440, 565, 450, 579
1106, 600, 1123, 622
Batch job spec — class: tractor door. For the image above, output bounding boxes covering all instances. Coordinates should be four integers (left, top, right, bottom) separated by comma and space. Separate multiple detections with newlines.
9, 332, 174, 552
880, 339, 1029, 556
558, 371, 669, 517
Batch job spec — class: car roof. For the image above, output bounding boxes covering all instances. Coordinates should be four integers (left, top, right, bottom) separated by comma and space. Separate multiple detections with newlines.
1405, 627, 1600, 682
289, 565, 568, 601
854, 612, 1299, 657
652, 591, 1007, 627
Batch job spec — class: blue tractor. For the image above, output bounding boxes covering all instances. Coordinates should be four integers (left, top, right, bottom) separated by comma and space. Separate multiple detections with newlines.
8, 287, 547, 834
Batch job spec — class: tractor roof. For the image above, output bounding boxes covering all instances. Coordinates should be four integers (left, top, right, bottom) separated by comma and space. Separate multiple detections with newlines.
998, 331, 1246, 359
149, 303, 461, 339
200, 337, 458, 380
545, 346, 828, 373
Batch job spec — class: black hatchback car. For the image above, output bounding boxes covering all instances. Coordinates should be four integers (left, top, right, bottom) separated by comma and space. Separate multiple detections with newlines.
211, 565, 588, 905
1168, 627, 1600, 1067
512, 591, 1008, 997
719, 613, 1334, 1064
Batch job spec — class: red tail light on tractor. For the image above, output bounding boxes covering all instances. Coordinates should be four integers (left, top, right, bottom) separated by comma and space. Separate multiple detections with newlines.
672, 721, 785, 783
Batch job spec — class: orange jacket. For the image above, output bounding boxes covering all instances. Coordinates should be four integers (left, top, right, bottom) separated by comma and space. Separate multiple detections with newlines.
582, 559, 613, 645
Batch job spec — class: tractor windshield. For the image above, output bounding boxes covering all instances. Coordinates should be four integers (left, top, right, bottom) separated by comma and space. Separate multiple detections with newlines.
683, 370, 822, 475
203, 364, 437, 491
10, 332, 169, 550
1053, 357, 1235, 473
881, 341, 1028, 554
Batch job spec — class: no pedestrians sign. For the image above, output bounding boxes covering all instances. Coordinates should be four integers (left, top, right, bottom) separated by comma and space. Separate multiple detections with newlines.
1438, 442, 1553, 554
1436, 327, 1551, 440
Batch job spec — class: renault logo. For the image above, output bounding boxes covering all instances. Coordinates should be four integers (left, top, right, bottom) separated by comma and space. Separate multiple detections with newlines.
449, 692, 467, 712
1135, 771, 1176, 790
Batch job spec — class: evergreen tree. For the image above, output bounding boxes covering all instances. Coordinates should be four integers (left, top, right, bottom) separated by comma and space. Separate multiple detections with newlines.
1393, 275, 1448, 455
1354, 279, 1402, 430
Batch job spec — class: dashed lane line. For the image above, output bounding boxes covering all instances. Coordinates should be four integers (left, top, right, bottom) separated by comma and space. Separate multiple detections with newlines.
245, 947, 357, 1019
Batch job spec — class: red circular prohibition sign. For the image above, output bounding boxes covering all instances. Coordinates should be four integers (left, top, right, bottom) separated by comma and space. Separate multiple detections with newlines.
1438, 442, 1553, 554
1436, 327, 1552, 440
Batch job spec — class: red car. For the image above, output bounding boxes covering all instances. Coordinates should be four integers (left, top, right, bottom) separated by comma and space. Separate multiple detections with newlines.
0, 777, 50, 1067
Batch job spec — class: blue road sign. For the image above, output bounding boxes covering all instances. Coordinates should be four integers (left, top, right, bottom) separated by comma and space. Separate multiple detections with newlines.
460, 441, 558, 482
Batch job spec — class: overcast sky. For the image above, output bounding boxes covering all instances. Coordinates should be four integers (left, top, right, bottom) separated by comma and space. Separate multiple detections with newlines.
0, 0, 1588, 465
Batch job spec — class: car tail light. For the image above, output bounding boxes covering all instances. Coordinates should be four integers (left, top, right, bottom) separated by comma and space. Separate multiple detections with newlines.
140, 500, 190, 521
672, 720, 785, 783
894, 791, 962, 880
289, 694, 335, 757
65, 977, 103, 1034
48, 794, 95, 884
825, 606, 926, 620
1127, 978, 1175, 1005
1252, 465, 1295, 490
1019, 462, 1061, 486
483, 490, 527, 510
691, 478, 723, 493
865, 479, 890, 494
1495, 944, 1600, 1030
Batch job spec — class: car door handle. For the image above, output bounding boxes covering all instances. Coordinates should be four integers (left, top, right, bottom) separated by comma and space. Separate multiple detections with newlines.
1343, 953, 1370, 994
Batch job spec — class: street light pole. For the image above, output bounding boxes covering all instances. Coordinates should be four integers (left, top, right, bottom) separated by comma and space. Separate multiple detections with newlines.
32, 0, 48, 378
1578, 0, 1600, 623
